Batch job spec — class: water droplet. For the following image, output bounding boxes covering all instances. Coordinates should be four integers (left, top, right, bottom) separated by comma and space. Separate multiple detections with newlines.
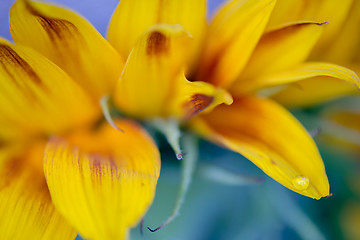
293, 176, 310, 191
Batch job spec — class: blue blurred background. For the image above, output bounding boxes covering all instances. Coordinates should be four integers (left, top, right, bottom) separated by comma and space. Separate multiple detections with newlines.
1, 1, 359, 239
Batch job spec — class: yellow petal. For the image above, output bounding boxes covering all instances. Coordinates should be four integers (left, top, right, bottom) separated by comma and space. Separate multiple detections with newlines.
0, 39, 99, 141
10, 0, 124, 100
231, 22, 326, 95
44, 119, 161, 240
194, 0, 276, 87
114, 24, 232, 120
189, 96, 329, 199
313, 0, 360, 65
265, 63, 360, 107
107, 0, 206, 60
0, 142, 77, 240
174, 80, 233, 120
267, 0, 353, 56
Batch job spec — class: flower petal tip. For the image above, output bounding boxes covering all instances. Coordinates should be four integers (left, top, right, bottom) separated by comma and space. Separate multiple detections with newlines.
323, 193, 333, 199
317, 21, 329, 26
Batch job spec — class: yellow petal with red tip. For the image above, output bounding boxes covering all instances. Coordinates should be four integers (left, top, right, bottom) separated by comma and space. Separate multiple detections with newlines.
0, 39, 99, 141
114, 24, 232, 120
0, 143, 77, 240
107, 0, 206, 60
10, 0, 124, 100
267, 0, 353, 55
231, 22, 325, 95
265, 63, 360, 107
194, 0, 276, 87
44, 119, 161, 240
190, 97, 329, 199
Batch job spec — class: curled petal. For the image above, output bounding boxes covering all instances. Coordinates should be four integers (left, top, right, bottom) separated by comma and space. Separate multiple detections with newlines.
0, 39, 99, 141
231, 22, 326, 95
266, 63, 360, 107
190, 97, 329, 199
267, 0, 353, 55
10, 0, 124, 99
114, 24, 232, 120
44, 119, 161, 240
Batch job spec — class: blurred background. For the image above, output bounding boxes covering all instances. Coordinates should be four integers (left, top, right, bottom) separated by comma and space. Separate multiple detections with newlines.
1, 0, 359, 239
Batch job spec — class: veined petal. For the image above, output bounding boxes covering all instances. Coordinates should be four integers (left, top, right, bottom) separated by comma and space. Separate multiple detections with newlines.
231, 22, 326, 95
0, 39, 99, 141
114, 24, 232, 119
189, 97, 329, 199
10, 0, 124, 100
267, 0, 353, 55
194, 0, 276, 87
107, 0, 206, 60
265, 63, 360, 107
44, 119, 161, 240
0, 142, 77, 240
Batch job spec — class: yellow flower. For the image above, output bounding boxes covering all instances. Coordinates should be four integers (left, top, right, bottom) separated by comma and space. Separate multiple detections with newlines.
107, 0, 358, 199
1, 1, 160, 239
1, 0, 359, 239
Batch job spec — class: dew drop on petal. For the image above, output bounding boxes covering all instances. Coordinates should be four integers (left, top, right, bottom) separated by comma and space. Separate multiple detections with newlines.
293, 176, 310, 191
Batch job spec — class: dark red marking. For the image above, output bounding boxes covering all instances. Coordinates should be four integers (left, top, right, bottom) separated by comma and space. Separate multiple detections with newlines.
146, 31, 169, 55
185, 94, 214, 119
0, 44, 42, 85
25, 1, 79, 42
